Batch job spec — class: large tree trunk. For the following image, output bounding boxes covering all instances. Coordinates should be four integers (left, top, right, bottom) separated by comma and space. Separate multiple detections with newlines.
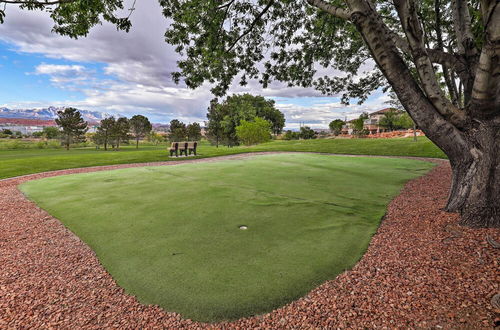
446, 121, 500, 227
346, 0, 499, 228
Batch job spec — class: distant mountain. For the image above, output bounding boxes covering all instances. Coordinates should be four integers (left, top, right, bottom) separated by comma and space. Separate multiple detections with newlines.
0, 106, 111, 122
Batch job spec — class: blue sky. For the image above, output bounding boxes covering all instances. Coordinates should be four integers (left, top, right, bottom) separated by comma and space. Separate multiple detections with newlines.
0, 2, 390, 128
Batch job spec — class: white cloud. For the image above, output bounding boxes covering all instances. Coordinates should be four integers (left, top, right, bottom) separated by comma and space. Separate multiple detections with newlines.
34, 64, 85, 75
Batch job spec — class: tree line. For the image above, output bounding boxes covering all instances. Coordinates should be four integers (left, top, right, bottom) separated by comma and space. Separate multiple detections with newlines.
53, 108, 153, 151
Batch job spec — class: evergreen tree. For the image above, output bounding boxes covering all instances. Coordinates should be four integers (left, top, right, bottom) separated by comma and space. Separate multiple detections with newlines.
169, 119, 187, 141
96, 117, 116, 151
55, 108, 88, 150
130, 115, 152, 149
186, 122, 202, 141
110, 117, 130, 150
206, 98, 225, 147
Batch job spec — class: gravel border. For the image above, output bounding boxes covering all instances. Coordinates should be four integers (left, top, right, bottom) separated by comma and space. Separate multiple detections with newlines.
0, 153, 498, 328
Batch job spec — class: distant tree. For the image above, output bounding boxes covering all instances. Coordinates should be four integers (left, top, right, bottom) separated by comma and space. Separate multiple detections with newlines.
110, 117, 130, 150
329, 119, 344, 136
129, 115, 152, 149
379, 109, 401, 132
147, 131, 164, 145
351, 112, 369, 137
55, 107, 88, 150
169, 119, 187, 142
283, 130, 300, 140
12, 131, 23, 139
206, 98, 225, 147
186, 122, 202, 141
394, 112, 415, 130
299, 126, 316, 140
89, 132, 104, 149
96, 117, 116, 151
42, 126, 59, 139
385, 92, 417, 140
236, 117, 271, 146
256, 102, 285, 135
1, 129, 13, 135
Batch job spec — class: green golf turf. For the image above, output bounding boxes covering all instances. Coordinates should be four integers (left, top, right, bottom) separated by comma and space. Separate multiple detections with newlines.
20, 154, 434, 322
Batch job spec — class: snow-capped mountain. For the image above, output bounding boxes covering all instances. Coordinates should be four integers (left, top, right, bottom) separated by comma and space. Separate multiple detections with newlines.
0, 106, 112, 122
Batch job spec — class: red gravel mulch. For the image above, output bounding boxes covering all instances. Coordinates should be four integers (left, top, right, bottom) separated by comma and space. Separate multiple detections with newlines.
0, 154, 498, 328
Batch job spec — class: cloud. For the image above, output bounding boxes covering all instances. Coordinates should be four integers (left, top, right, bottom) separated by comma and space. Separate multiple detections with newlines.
275, 93, 392, 129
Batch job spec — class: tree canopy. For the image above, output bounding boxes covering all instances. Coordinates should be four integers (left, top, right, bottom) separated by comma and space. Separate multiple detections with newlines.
0, 0, 134, 38
329, 119, 344, 136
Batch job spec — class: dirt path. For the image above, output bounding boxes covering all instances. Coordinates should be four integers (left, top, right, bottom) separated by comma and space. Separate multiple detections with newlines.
0, 153, 498, 328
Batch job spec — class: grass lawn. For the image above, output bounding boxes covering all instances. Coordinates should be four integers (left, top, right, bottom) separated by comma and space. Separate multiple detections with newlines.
20, 154, 435, 322
1, 137, 445, 179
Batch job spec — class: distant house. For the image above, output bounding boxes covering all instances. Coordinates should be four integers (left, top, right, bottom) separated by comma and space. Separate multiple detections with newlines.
364, 108, 399, 134
340, 108, 399, 135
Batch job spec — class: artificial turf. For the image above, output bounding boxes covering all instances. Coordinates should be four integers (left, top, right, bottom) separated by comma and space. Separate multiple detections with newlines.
20, 154, 435, 322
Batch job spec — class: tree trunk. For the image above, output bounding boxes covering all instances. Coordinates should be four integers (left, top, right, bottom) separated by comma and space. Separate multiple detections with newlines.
136, 137, 139, 149
345, 0, 499, 227
445, 122, 500, 227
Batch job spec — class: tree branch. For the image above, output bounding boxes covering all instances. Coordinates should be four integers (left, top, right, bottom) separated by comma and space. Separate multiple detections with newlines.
306, 0, 351, 20
227, 0, 275, 52
435, 0, 459, 106
389, 27, 469, 82
452, 0, 478, 59
394, 0, 466, 127
470, 1, 500, 115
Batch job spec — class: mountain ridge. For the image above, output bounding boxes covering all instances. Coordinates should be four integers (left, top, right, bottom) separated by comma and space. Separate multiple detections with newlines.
0, 106, 112, 122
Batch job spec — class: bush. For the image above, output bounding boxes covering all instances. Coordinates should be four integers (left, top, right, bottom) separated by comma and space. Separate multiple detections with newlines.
235, 117, 271, 146
299, 126, 316, 139
283, 130, 300, 140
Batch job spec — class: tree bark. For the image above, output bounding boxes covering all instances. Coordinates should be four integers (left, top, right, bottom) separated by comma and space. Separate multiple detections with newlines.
446, 121, 500, 227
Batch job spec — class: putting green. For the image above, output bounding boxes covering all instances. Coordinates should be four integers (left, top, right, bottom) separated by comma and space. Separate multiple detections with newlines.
20, 154, 434, 322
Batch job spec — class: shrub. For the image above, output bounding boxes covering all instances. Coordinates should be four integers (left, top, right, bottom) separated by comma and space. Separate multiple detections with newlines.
235, 117, 271, 146
299, 126, 316, 139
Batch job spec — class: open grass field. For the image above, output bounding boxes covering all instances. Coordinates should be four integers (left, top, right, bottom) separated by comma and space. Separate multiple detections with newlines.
1, 137, 445, 179
20, 153, 435, 322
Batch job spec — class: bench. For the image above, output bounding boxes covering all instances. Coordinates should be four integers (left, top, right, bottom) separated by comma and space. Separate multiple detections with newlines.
187, 141, 198, 155
169, 141, 197, 157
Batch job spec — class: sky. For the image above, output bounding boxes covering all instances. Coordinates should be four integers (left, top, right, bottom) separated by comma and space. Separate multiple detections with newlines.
0, 1, 391, 129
